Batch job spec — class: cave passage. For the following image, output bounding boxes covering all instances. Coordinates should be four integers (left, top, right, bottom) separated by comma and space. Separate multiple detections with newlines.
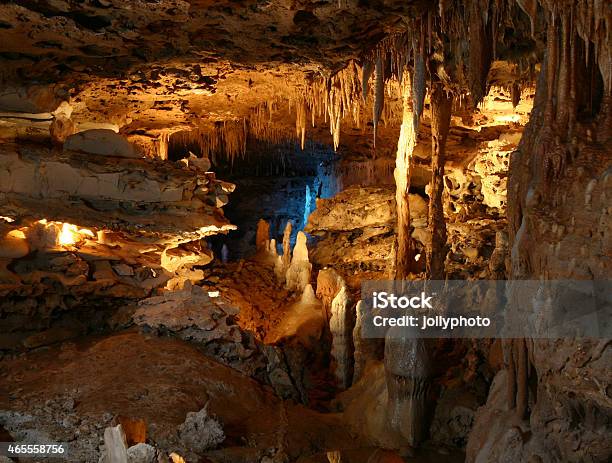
206, 141, 340, 260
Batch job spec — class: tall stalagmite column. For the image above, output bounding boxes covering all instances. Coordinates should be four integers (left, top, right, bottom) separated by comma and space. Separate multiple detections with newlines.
426, 83, 452, 279
394, 77, 418, 279
387, 26, 432, 453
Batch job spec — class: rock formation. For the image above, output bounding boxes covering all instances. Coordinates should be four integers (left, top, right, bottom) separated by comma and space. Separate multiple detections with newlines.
315, 268, 347, 321
285, 231, 312, 293
177, 405, 225, 454
64, 129, 143, 158
103, 424, 129, 463
282, 221, 293, 268
134, 285, 261, 375
352, 300, 380, 384
384, 335, 434, 450
0, 143, 235, 251
330, 285, 352, 389
256, 219, 271, 253
306, 187, 428, 274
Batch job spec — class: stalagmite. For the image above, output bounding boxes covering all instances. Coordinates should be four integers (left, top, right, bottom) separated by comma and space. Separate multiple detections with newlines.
274, 254, 286, 282
316, 267, 346, 320
104, 425, 129, 463
282, 221, 293, 268
285, 231, 312, 292
256, 219, 270, 252
292, 231, 309, 262
268, 238, 278, 257
330, 285, 352, 389
352, 299, 378, 384
385, 334, 432, 449
426, 83, 453, 280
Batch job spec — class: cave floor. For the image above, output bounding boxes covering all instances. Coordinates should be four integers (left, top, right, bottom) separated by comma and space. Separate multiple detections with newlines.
0, 330, 464, 462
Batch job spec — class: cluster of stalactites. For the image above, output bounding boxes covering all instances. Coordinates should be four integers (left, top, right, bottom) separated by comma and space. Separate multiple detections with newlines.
540, 0, 611, 124
524, 1, 611, 96
178, 1, 609, 161
171, 121, 247, 165
300, 61, 365, 151
438, 0, 611, 107
438, 1, 488, 106
295, 21, 434, 152
172, 100, 302, 165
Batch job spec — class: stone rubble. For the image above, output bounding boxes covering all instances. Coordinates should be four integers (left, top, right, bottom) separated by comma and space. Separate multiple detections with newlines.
177, 405, 225, 455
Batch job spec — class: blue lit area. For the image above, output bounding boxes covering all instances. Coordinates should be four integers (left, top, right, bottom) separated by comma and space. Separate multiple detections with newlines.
208, 141, 340, 259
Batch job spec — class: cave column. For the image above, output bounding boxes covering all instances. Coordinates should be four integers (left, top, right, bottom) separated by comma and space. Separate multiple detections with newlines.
394, 77, 418, 279
426, 83, 452, 279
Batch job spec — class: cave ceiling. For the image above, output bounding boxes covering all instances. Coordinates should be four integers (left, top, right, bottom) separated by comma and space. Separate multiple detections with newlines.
0, 0, 541, 147
0, 1, 423, 131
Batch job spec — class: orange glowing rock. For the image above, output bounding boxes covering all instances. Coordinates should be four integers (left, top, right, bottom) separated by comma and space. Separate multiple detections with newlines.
0, 230, 30, 258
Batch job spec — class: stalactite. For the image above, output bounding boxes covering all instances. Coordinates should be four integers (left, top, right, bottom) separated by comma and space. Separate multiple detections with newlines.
158, 131, 169, 160
511, 82, 521, 108
516, 0, 537, 37
556, 11, 571, 134
412, 46, 426, 128
302, 60, 364, 151
295, 98, 307, 150
361, 60, 374, 103
373, 54, 385, 147
545, 12, 558, 126
426, 84, 452, 280
467, 0, 493, 107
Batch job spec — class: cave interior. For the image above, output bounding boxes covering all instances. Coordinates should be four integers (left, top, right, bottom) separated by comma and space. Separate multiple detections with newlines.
0, 1, 610, 462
